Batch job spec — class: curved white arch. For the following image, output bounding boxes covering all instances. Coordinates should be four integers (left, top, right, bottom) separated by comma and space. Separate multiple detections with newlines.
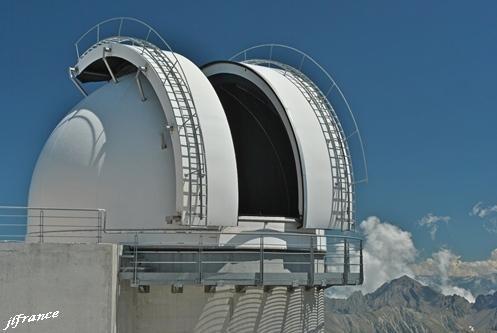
73, 41, 238, 227
203, 62, 334, 229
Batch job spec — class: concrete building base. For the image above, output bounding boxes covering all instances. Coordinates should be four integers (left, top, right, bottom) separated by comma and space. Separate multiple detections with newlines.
0, 243, 119, 333
117, 283, 325, 333
0, 244, 325, 333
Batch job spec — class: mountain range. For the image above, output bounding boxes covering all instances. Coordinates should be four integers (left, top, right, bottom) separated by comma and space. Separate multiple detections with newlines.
326, 275, 497, 333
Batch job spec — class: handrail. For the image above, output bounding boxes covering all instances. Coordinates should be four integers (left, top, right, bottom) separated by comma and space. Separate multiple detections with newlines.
75, 17, 172, 60
243, 59, 355, 231
72, 24, 208, 225
230, 44, 368, 186
0, 205, 363, 287
0, 206, 363, 242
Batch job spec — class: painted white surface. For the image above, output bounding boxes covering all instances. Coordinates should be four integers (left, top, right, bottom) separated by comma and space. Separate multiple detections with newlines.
29, 74, 176, 232
30, 42, 238, 233
203, 62, 334, 229
202, 62, 304, 218
171, 53, 238, 227
71, 42, 238, 227
246, 64, 334, 229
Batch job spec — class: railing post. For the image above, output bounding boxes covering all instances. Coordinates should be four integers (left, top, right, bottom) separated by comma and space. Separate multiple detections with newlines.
102, 210, 107, 234
97, 210, 102, 243
259, 235, 264, 285
39, 209, 44, 243
343, 239, 349, 285
359, 239, 364, 284
118, 18, 123, 37
198, 234, 203, 284
309, 236, 315, 286
133, 233, 138, 287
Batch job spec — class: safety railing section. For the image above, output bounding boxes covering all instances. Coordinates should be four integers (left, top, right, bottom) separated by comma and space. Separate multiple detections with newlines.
72, 17, 208, 225
244, 59, 355, 231
0, 206, 105, 243
0, 205, 363, 287
119, 232, 363, 288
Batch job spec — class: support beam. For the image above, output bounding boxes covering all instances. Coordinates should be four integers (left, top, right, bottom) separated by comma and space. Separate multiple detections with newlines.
135, 66, 147, 102
68, 67, 88, 97
102, 47, 118, 83
171, 283, 183, 294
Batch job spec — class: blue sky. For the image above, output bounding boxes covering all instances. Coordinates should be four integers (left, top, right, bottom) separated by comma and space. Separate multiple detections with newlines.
0, 1, 496, 261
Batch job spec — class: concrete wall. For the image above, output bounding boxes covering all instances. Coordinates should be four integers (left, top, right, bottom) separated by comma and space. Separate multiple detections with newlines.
118, 283, 325, 333
0, 243, 119, 333
0, 243, 325, 332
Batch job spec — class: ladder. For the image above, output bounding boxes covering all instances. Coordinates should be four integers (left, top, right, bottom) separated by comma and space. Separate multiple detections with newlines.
245, 59, 355, 231
138, 42, 208, 226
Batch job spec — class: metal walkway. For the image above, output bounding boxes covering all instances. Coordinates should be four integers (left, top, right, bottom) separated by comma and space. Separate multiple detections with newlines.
0, 206, 363, 288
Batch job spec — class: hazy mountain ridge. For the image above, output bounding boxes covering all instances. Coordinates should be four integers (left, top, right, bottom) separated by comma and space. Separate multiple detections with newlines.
326, 276, 497, 333
417, 273, 497, 298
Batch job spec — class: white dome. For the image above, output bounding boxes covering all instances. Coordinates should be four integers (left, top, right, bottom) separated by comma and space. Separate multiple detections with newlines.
29, 74, 177, 231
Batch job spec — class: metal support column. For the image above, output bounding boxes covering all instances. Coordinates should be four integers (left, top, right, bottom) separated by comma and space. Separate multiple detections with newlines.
343, 239, 350, 284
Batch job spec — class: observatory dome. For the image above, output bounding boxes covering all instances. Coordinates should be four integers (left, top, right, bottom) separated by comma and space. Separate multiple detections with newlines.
28, 35, 359, 242
17, 20, 365, 332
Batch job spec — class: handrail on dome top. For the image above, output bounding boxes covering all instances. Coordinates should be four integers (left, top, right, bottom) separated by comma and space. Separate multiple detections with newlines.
74, 17, 173, 60
72, 18, 208, 226
230, 44, 368, 185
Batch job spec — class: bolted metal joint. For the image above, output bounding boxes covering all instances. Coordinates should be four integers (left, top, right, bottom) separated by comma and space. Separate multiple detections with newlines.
171, 283, 184, 294
138, 285, 150, 293
235, 285, 247, 293
204, 285, 216, 293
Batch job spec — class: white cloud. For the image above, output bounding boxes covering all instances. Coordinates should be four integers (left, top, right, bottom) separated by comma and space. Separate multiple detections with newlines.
415, 248, 497, 278
470, 202, 497, 234
327, 216, 495, 303
328, 216, 417, 298
418, 213, 450, 239
470, 202, 497, 219
430, 249, 475, 302
484, 218, 497, 234
360, 216, 417, 293
440, 285, 475, 303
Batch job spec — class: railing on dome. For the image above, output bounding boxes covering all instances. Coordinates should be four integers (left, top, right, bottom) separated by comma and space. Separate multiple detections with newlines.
245, 59, 354, 232
72, 17, 207, 226
0, 206, 363, 287
230, 45, 368, 232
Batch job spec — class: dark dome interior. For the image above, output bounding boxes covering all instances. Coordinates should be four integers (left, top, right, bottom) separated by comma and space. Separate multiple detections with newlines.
209, 73, 300, 218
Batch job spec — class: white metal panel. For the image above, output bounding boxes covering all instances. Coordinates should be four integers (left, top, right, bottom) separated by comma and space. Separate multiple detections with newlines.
172, 53, 238, 227
75, 43, 184, 216
70, 43, 238, 227
28, 74, 177, 233
202, 62, 305, 218
203, 62, 333, 229
248, 64, 333, 229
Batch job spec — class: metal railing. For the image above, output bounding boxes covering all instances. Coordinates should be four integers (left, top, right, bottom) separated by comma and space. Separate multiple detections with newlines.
244, 59, 355, 231
231, 45, 369, 231
0, 205, 362, 287
0, 206, 105, 242
119, 231, 363, 288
